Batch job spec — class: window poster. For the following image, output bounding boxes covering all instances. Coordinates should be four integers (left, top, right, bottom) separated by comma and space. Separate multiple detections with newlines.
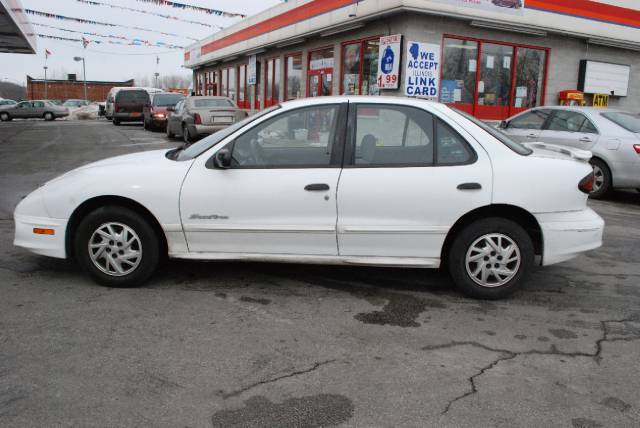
404, 41, 441, 99
377, 34, 402, 89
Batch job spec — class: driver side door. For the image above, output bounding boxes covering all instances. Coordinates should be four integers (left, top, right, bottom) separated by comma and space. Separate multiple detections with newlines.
179, 103, 346, 255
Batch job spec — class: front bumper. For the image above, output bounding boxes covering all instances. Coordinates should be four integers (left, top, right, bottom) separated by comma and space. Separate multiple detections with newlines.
536, 208, 604, 266
14, 214, 68, 259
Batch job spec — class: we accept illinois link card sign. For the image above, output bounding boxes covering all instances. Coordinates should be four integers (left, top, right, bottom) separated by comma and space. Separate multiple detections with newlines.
404, 41, 441, 99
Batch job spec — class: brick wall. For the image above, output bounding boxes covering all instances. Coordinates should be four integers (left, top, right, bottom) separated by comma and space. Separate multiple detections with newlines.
26, 77, 134, 102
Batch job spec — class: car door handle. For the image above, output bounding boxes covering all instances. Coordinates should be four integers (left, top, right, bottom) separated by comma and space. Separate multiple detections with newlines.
304, 183, 330, 191
579, 137, 592, 143
526, 134, 538, 139
457, 183, 482, 191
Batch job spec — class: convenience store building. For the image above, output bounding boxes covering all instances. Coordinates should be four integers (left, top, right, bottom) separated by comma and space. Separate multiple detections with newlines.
184, 0, 639, 120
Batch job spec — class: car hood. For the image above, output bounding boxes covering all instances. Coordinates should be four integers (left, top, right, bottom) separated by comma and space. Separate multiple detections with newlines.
151, 106, 169, 114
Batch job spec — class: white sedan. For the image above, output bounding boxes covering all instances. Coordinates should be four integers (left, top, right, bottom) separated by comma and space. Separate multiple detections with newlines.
14, 97, 604, 299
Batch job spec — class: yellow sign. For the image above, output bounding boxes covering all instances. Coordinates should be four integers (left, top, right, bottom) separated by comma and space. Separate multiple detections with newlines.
593, 94, 609, 108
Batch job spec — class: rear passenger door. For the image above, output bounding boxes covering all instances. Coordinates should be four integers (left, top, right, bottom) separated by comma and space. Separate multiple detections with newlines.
336, 103, 492, 262
538, 110, 599, 150
502, 109, 551, 142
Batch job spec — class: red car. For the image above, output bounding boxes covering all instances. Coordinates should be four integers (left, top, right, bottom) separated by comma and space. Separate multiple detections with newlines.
143, 92, 185, 131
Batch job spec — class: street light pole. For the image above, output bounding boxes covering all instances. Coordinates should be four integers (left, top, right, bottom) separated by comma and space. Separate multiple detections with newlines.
74, 56, 88, 101
43, 66, 48, 99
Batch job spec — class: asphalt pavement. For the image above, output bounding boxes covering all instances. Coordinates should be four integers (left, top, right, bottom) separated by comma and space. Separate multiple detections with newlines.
1, 119, 639, 427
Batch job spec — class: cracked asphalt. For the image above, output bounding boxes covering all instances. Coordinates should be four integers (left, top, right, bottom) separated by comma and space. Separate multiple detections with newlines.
1, 120, 640, 427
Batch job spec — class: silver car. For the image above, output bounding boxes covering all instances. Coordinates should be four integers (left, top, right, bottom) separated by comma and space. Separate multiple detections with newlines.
166, 96, 247, 144
0, 100, 69, 122
500, 107, 640, 198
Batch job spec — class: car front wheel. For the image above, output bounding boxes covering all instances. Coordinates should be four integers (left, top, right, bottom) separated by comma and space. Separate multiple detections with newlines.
74, 206, 160, 287
448, 218, 534, 299
0, 112, 10, 121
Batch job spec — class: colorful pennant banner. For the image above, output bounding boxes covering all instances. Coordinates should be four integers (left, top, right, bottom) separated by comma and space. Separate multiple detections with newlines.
134, 0, 246, 18
37, 33, 184, 49
22, 9, 200, 40
76, 0, 224, 29
33, 23, 185, 49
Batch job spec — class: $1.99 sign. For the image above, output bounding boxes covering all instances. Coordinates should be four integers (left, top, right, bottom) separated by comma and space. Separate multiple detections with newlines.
377, 34, 402, 90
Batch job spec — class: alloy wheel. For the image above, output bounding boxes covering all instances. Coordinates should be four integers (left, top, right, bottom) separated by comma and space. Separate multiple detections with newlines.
88, 222, 142, 277
465, 233, 521, 288
592, 165, 605, 193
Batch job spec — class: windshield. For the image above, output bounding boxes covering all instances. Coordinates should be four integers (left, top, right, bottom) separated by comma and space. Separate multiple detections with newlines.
453, 108, 532, 156
153, 93, 184, 107
174, 106, 280, 161
192, 98, 234, 108
602, 112, 640, 133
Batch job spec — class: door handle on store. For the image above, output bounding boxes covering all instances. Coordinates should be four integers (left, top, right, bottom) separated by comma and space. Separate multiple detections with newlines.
304, 183, 330, 191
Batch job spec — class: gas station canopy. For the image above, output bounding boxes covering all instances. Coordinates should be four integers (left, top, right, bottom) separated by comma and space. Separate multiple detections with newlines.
0, 0, 36, 54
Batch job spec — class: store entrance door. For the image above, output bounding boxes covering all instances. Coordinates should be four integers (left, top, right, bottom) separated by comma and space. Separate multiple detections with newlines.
307, 69, 333, 97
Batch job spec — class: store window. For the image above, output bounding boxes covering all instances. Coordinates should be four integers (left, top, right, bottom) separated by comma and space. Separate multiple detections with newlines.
341, 38, 380, 96
285, 54, 303, 100
221, 68, 228, 98
265, 57, 281, 107
441, 36, 548, 120
308, 47, 334, 97
228, 67, 237, 102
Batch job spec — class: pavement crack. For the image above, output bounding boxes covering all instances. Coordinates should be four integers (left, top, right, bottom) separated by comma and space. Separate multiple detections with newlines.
218, 359, 337, 400
426, 317, 640, 415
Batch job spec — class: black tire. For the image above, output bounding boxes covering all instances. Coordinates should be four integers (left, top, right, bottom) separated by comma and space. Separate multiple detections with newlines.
166, 124, 175, 139
44, 112, 54, 121
0, 112, 10, 122
74, 206, 161, 288
448, 217, 534, 300
182, 124, 192, 144
589, 158, 612, 199
113, 118, 120, 126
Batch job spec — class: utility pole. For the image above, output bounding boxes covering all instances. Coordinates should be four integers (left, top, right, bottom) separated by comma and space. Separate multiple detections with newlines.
43, 66, 48, 99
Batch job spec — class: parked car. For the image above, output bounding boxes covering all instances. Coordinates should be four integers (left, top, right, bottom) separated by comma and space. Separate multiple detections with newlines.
63, 99, 90, 108
166, 96, 247, 143
105, 87, 161, 121
143, 92, 185, 131
500, 106, 640, 198
0, 100, 69, 121
112, 89, 151, 125
14, 97, 604, 299
0, 99, 17, 106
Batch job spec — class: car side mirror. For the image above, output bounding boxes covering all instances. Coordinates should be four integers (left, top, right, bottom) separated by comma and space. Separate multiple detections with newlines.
499, 120, 509, 129
214, 148, 232, 169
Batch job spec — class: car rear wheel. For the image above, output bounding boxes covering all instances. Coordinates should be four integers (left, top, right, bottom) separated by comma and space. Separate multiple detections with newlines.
44, 112, 54, 121
183, 124, 192, 144
448, 218, 534, 299
589, 158, 611, 199
74, 206, 160, 288
113, 118, 120, 126
166, 123, 175, 139
0, 112, 10, 121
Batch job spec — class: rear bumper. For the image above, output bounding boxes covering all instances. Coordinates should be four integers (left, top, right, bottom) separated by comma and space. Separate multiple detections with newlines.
14, 214, 68, 259
114, 112, 143, 122
536, 208, 604, 266
188, 124, 230, 136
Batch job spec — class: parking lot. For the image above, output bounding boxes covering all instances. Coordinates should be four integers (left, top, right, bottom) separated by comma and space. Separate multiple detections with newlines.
1, 119, 640, 427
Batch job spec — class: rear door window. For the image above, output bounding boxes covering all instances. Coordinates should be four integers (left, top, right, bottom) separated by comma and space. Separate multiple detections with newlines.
547, 111, 597, 133
508, 109, 551, 130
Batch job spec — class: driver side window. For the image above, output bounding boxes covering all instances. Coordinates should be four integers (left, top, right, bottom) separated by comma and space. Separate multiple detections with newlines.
231, 105, 339, 167
17, 102, 31, 109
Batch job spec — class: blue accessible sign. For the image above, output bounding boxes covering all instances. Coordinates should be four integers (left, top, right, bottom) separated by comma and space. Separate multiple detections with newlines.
404, 41, 441, 99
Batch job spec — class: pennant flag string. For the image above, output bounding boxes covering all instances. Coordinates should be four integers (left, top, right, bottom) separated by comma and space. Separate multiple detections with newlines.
36, 33, 184, 49
21, 9, 200, 41
75, 0, 225, 29
133, 0, 246, 18
33, 23, 185, 49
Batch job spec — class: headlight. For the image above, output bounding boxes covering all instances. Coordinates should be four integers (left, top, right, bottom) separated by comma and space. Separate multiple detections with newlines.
153, 113, 166, 119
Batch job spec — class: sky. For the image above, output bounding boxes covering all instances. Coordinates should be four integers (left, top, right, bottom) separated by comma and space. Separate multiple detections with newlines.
1, 0, 281, 86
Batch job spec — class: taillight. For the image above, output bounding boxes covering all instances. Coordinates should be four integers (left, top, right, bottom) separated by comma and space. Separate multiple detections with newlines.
578, 171, 595, 194
633, 144, 640, 154
194, 113, 202, 125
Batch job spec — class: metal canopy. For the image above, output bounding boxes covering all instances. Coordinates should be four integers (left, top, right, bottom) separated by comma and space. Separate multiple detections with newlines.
0, 0, 36, 54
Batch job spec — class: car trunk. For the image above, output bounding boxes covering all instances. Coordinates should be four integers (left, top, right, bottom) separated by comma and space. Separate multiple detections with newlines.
192, 108, 243, 126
